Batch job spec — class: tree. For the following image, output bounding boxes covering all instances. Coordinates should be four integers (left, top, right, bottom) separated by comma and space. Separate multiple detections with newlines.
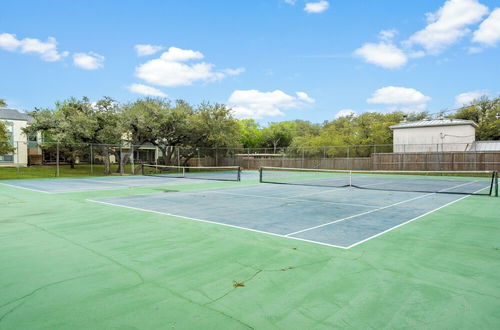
290, 111, 415, 156
181, 103, 241, 165
238, 119, 264, 148
25, 97, 123, 173
0, 121, 15, 155
121, 98, 192, 166
452, 96, 500, 140
0, 98, 7, 108
262, 122, 295, 153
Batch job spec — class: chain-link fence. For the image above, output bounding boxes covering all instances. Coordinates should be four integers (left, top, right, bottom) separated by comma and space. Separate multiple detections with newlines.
1, 141, 499, 179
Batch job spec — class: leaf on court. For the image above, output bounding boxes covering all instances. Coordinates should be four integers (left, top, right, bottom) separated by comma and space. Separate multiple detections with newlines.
281, 266, 294, 271
233, 281, 245, 287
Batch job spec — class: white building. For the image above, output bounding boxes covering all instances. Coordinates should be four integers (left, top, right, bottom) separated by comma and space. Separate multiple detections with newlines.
389, 119, 478, 152
0, 109, 32, 166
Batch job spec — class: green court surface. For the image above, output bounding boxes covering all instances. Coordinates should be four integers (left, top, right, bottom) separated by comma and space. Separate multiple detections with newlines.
1, 178, 499, 329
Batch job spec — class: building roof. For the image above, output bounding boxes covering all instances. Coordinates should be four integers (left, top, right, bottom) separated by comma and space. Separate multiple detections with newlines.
390, 118, 478, 129
0, 108, 32, 122
467, 141, 500, 151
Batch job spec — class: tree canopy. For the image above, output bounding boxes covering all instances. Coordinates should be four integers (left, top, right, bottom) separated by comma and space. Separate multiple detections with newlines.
20, 94, 500, 169
450, 96, 500, 141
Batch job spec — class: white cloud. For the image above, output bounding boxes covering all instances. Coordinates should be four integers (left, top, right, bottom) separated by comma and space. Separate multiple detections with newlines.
406, 0, 488, 54
127, 83, 167, 97
73, 52, 105, 70
455, 90, 488, 106
335, 109, 356, 118
367, 86, 431, 112
354, 42, 407, 69
296, 91, 315, 103
159, 47, 204, 62
228, 89, 315, 119
135, 47, 244, 87
354, 29, 408, 69
283, 0, 297, 4
0, 33, 21, 51
472, 8, 500, 46
134, 44, 164, 56
304, 1, 329, 14
0, 33, 68, 61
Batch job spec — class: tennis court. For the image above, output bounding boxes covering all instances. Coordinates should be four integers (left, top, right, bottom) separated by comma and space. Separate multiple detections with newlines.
0, 165, 251, 193
1, 166, 499, 329
90, 168, 496, 248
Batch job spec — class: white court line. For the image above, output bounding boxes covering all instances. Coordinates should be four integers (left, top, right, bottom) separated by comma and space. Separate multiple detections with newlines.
87, 180, 490, 250
199, 190, 377, 208
87, 199, 349, 249
346, 184, 491, 248
285, 181, 478, 237
0, 182, 52, 194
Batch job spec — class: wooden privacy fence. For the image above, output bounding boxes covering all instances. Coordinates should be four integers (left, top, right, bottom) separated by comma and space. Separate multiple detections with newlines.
189, 151, 500, 171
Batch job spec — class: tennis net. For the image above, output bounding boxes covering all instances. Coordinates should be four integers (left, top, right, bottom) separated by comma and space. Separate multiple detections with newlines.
259, 166, 499, 196
142, 164, 241, 182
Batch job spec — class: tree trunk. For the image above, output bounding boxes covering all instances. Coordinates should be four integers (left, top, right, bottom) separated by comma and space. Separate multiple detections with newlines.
70, 151, 76, 169
162, 146, 175, 165
103, 147, 111, 175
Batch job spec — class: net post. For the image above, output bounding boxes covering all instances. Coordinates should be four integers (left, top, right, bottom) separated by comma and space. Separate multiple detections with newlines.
349, 170, 352, 187
495, 171, 498, 197
237, 166, 241, 181
182, 166, 185, 178
259, 167, 263, 183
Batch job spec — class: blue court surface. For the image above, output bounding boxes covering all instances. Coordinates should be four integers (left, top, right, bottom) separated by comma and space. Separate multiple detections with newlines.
0, 171, 258, 193
89, 183, 479, 248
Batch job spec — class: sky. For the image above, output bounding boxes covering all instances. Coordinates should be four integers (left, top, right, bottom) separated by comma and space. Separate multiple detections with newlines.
0, 0, 499, 124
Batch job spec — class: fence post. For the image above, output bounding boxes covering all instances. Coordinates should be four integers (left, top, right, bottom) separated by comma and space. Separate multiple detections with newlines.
56, 141, 60, 177
301, 148, 305, 168
197, 149, 201, 167
90, 144, 93, 175
347, 146, 350, 170
16, 141, 20, 178
177, 147, 181, 166
215, 147, 218, 166
119, 145, 124, 175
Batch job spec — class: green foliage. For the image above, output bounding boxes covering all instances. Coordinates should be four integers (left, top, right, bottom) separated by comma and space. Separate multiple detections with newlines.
25, 97, 123, 171
121, 98, 241, 165
451, 96, 500, 140
262, 122, 295, 152
0, 98, 7, 108
0, 121, 15, 155
238, 119, 264, 148
290, 112, 408, 156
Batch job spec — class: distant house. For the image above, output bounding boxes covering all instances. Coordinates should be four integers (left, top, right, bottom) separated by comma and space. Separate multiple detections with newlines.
0, 109, 34, 166
389, 119, 478, 152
